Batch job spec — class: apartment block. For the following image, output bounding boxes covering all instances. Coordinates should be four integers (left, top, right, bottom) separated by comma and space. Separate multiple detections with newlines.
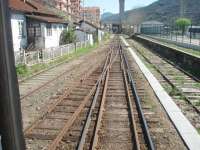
70, 0, 81, 17
80, 7, 100, 25
55, 0, 71, 13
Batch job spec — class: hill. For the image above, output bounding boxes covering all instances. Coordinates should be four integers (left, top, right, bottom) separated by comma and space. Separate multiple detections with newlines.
102, 0, 200, 25
101, 12, 114, 20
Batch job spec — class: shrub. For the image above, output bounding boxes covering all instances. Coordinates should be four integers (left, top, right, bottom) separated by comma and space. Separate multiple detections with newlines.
16, 64, 29, 76
60, 28, 76, 45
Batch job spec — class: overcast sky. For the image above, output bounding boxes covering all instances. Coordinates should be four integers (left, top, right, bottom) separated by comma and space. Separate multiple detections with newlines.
84, 0, 158, 14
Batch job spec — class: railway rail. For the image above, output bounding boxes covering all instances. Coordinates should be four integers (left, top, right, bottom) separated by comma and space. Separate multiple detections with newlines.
25, 38, 155, 150
127, 38, 200, 132
19, 42, 110, 101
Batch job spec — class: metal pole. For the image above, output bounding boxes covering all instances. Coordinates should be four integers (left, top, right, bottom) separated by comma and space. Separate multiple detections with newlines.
0, 0, 26, 150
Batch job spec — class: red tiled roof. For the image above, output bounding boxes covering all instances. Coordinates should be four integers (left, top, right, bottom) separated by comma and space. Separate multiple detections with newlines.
9, 0, 55, 16
9, 0, 67, 24
9, 0, 35, 13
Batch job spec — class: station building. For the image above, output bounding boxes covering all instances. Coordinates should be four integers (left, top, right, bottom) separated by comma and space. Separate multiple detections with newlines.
140, 21, 164, 35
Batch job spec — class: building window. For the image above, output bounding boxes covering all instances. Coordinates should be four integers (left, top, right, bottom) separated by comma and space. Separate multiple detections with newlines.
27, 23, 41, 37
18, 21, 25, 37
53, 25, 57, 31
59, 25, 62, 30
46, 24, 52, 36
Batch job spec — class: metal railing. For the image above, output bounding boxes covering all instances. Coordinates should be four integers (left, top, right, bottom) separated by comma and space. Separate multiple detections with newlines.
14, 41, 90, 66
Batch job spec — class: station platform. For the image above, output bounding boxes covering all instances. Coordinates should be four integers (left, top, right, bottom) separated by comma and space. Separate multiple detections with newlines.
121, 36, 200, 150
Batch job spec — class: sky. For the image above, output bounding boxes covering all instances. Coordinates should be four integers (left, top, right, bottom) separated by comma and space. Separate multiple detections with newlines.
84, 0, 158, 14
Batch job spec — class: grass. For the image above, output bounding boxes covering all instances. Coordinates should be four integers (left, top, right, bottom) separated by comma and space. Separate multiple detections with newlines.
197, 128, 200, 134
16, 42, 100, 79
193, 83, 200, 89
195, 101, 200, 106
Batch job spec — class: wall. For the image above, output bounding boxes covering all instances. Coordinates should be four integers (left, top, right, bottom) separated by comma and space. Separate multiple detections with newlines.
98, 30, 104, 42
80, 22, 97, 33
75, 30, 93, 45
44, 23, 66, 49
11, 13, 27, 52
132, 35, 200, 79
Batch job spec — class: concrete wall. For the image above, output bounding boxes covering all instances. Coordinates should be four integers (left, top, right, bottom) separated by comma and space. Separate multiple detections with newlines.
80, 22, 97, 33
44, 23, 66, 48
11, 13, 27, 52
75, 30, 93, 45
98, 30, 104, 42
132, 35, 200, 79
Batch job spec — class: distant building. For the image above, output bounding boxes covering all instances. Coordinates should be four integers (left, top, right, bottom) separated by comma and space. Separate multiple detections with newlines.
55, 0, 71, 13
140, 21, 164, 34
79, 20, 104, 42
75, 29, 93, 45
9, 0, 68, 52
80, 7, 100, 25
70, 0, 81, 17
187, 26, 200, 39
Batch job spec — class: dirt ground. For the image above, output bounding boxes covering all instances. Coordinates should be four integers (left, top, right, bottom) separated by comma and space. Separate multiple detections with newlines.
21, 40, 111, 131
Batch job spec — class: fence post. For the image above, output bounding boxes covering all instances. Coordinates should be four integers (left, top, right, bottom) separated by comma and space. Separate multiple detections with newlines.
67, 44, 69, 55
61, 47, 63, 57
81, 42, 83, 48
23, 50, 26, 65
41, 50, 44, 63
52, 48, 54, 60
37, 50, 40, 63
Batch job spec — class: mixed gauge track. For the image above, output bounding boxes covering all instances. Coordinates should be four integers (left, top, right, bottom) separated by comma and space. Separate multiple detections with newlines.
24, 38, 155, 150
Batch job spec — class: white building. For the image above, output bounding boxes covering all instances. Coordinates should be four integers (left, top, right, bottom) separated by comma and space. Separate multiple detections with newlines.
9, 0, 68, 52
79, 20, 104, 42
10, 13, 27, 52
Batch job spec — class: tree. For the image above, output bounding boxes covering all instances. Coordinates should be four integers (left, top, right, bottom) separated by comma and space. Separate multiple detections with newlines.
60, 28, 76, 45
175, 18, 191, 36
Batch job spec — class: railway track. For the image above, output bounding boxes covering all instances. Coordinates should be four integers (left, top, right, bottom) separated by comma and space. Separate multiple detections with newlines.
127, 38, 200, 132
19, 42, 109, 101
25, 38, 155, 150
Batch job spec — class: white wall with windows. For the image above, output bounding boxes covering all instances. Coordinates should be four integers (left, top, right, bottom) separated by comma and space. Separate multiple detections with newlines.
11, 13, 27, 52
44, 23, 66, 48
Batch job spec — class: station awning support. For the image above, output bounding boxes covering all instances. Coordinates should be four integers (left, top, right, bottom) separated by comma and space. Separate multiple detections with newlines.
0, 0, 26, 149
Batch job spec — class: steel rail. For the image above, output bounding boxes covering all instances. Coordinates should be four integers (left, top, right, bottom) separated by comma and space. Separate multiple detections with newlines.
90, 65, 110, 150
24, 71, 89, 134
24, 50, 113, 135
76, 50, 112, 150
20, 66, 75, 100
134, 46, 200, 115
122, 47, 155, 150
77, 46, 119, 150
46, 48, 114, 150
120, 49, 141, 150
20, 42, 113, 100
